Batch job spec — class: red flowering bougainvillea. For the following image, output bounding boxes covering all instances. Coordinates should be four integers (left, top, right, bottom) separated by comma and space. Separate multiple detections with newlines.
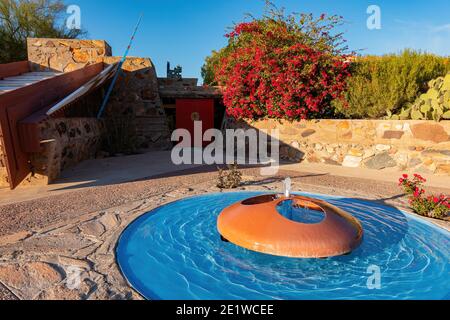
207, 6, 352, 121
399, 174, 449, 219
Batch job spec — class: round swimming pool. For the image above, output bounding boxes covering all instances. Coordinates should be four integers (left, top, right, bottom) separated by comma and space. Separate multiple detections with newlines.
116, 192, 450, 300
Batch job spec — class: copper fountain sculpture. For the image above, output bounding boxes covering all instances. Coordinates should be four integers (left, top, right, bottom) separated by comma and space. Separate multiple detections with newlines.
217, 178, 364, 258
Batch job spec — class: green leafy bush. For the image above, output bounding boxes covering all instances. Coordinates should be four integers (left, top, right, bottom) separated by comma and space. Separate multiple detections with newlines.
333, 50, 450, 119
201, 50, 226, 86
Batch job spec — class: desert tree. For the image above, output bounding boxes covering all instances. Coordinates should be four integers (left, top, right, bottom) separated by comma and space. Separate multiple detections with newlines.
0, 0, 86, 63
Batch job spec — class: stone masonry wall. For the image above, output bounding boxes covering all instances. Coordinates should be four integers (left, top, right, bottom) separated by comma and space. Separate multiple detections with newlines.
103, 57, 171, 150
25, 118, 103, 185
227, 119, 450, 175
27, 38, 112, 72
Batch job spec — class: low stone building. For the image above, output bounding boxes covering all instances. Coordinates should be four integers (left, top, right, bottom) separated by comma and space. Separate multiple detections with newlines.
1, 38, 174, 188
26, 38, 172, 150
0, 37, 226, 189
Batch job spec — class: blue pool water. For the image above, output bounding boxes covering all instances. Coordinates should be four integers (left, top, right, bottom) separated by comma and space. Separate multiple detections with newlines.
116, 192, 450, 300
277, 199, 326, 224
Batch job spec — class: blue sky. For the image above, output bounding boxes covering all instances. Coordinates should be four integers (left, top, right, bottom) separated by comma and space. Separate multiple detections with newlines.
69, 0, 450, 81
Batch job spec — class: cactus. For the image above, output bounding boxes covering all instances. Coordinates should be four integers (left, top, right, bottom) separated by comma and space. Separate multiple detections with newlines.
443, 110, 450, 119
388, 73, 450, 121
411, 109, 424, 120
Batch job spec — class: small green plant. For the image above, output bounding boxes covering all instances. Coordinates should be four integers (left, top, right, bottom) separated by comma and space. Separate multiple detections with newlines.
217, 163, 243, 189
399, 174, 449, 219
388, 73, 450, 121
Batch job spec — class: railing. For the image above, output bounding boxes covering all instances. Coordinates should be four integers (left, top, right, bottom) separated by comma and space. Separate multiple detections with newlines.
0, 61, 30, 80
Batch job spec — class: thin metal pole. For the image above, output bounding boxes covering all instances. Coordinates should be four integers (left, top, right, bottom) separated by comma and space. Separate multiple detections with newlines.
97, 14, 143, 119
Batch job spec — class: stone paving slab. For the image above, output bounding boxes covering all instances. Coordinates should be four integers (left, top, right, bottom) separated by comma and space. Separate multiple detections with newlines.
0, 281, 18, 300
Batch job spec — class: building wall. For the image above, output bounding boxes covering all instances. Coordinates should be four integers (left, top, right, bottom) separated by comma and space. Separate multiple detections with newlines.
26, 118, 104, 185
103, 57, 172, 150
226, 119, 450, 175
27, 38, 112, 72
158, 78, 198, 88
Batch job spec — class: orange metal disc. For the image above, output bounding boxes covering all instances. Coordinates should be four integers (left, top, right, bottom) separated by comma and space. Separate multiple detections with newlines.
217, 195, 364, 258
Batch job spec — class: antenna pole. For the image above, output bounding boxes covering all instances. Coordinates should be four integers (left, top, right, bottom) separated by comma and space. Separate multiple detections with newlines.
97, 14, 143, 119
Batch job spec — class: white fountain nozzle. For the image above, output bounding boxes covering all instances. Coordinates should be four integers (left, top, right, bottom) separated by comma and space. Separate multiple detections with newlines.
283, 177, 292, 198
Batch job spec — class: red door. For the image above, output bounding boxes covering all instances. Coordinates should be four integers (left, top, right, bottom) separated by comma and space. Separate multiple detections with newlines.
176, 99, 214, 147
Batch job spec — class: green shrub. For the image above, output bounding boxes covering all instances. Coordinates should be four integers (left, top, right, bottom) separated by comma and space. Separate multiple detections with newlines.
201, 50, 224, 86
333, 50, 450, 119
